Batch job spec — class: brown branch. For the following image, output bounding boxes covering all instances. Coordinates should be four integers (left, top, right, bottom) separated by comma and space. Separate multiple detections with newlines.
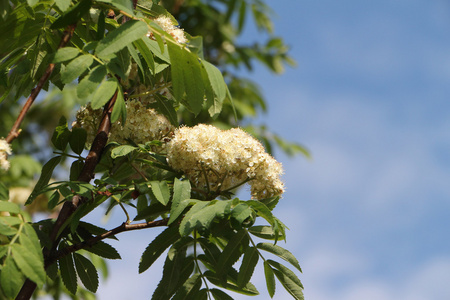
6, 25, 76, 144
16, 83, 118, 300
46, 218, 169, 267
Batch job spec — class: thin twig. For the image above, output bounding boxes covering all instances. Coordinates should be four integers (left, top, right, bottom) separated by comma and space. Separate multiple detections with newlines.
45, 218, 169, 267
6, 25, 76, 144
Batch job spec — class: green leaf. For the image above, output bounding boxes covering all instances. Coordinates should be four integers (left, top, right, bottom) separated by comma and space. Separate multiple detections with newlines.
48, 190, 61, 210
91, 79, 118, 109
171, 274, 202, 300
55, 0, 71, 11
150, 181, 170, 206
248, 225, 284, 241
27, 0, 38, 6
202, 60, 226, 102
110, 145, 138, 159
263, 261, 276, 298
204, 270, 259, 296
257, 243, 302, 272
0, 181, 8, 200
22, 223, 42, 255
69, 127, 87, 154
167, 43, 185, 101
111, 86, 126, 123
216, 229, 248, 284
51, 0, 92, 29
0, 217, 18, 235
210, 288, 234, 300
237, 246, 259, 288
77, 65, 107, 99
142, 38, 170, 63
178, 201, 208, 236
160, 237, 192, 295
59, 252, 77, 295
134, 38, 155, 73
51, 116, 71, 150
139, 226, 181, 273
231, 203, 253, 225
60, 54, 94, 84
168, 199, 199, 226
52, 47, 80, 63
69, 160, 84, 180
1, 256, 23, 298
96, 20, 148, 58
182, 51, 204, 115
27, 156, 62, 205
85, 241, 121, 259
74, 253, 99, 293
0, 201, 20, 214
169, 179, 191, 224
96, 0, 135, 16
268, 260, 303, 299
154, 94, 178, 126
180, 200, 231, 236
11, 243, 46, 288
19, 233, 44, 265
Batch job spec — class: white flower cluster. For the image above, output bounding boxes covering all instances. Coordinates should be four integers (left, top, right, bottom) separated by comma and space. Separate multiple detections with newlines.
0, 138, 12, 170
150, 15, 187, 44
167, 124, 285, 200
73, 100, 174, 147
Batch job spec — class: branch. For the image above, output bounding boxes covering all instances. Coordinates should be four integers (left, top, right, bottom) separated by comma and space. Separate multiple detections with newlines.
46, 218, 169, 267
6, 25, 76, 144
16, 86, 118, 300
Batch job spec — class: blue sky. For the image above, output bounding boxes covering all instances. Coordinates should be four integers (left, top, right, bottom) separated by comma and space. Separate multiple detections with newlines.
90, 1, 450, 299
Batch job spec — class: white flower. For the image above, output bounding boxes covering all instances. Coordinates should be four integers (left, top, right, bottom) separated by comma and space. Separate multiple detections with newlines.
166, 124, 284, 199
0, 138, 12, 170
73, 100, 174, 148
153, 15, 187, 44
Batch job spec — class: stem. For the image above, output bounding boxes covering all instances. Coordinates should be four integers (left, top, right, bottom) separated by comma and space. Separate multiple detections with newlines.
6, 25, 76, 144
111, 195, 131, 223
53, 151, 84, 160
193, 230, 211, 298
45, 219, 169, 267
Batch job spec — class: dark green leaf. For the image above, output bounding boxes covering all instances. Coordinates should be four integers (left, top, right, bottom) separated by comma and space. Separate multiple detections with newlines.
11, 243, 46, 288
160, 237, 192, 295
74, 253, 99, 293
69, 127, 87, 154
1, 256, 23, 298
257, 243, 302, 272
91, 79, 118, 109
85, 241, 121, 259
237, 246, 259, 288
263, 261, 276, 298
182, 51, 204, 114
202, 60, 226, 102
248, 225, 284, 241
51, 0, 92, 29
178, 201, 208, 236
268, 259, 303, 299
271, 268, 304, 300
96, 20, 148, 58
259, 196, 280, 211
52, 47, 80, 63
70, 160, 84, 181
60, 54, 94, 84
96, 0, 135, 16
59, 252, 77, 294
168, 199, 199, 226
154, 94, 178, 126
150, 180, 170, 206
139, 226, 180, 273
48, 190, 61, 210
0, 201, 20, 214
216, 229, 248, 284
210, 288, 234, 300
27, 156, 62, 205
110, 145, 138, 159
169, 179, 191, 224
77, 64, 107, 99
204, 270, 259, 296
171, 274, 202, 300
231, 203, 253, 225
51, 117, 71, 150
0, 181, 8, 200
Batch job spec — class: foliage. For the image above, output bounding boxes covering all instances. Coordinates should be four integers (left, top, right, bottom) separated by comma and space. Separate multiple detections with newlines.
0, 0, 306, 299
